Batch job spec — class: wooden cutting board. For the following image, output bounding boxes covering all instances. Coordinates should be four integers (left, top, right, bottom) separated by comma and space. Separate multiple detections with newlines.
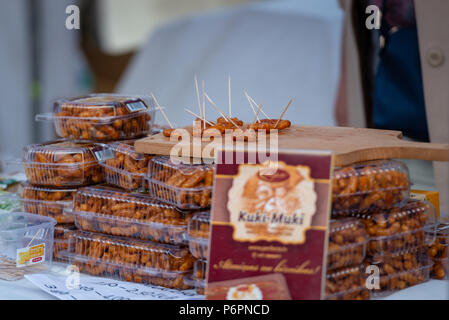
134, 125, 449, 166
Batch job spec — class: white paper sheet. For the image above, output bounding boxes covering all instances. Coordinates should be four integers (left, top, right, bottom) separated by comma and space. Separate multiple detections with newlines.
25, 273, 204, 300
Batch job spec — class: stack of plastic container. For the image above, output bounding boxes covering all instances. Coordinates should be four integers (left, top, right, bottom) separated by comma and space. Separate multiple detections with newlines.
327, 160, 438, 299
16, 94, 156, 264
427, 222, 448, 280
17, 140, 106, 261
64, 132, 214, 289
143, 156, 214, 291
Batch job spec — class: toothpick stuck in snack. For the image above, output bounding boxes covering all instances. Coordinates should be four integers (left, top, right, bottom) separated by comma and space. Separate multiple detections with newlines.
184, 108, 214, 126
202, 81, 206, 130
205, 93, 240, 129
152, 93, 174, 129
275, 98, 293, 128
244, 90, 260, 122
194, 75, 202, 118
252, 103, 263, 127
246, 92, 271, 120
228, 76, 232, 118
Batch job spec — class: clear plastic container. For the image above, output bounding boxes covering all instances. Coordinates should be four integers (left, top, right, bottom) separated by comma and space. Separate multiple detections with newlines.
0, 212, 56, 280
72, 185, 191, 245
22, 140, 104, 187
21, 183, 76, 224
101, 140, 153, 191
188, 212, 210, 259
54, 224, 76, 240
36, 94, 156, 141
332, 160, 410, 215
360, 200, 437, 256
430, 258, 448, 280
327, 218, 368, 270
183, 259, 207, 295
147, 156, 214, 209
53, 225, 76, 263
60, 231, 195, 289
368, 247, 432, 297
325, 265, 370, 300
428, 222, 449, 279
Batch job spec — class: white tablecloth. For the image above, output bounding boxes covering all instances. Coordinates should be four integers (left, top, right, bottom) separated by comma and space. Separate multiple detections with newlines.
0, 263, 447, 300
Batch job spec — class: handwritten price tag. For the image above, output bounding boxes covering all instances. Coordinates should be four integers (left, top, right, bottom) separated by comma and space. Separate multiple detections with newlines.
25, 273, 203, 300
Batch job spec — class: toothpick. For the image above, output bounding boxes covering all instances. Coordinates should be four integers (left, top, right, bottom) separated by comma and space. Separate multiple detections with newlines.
275, 98, 293, 128
246, 92, 270, 119
26, 228, 42, 248
152, 93, 173, 129
202, 81, 206, 130
252, 103, 263, 127
204, 93, 240, 128
244, 90, 260, 122
194, 75, 202, 118
228, 76, 232, 118
184, 108, 214, 126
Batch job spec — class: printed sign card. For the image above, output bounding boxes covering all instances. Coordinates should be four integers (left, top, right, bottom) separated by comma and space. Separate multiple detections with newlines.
206, 148, 334, 300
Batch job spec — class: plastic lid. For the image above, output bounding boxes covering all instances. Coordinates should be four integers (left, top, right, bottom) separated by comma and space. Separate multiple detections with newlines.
104, 140, 148, 162
436, 222, 449, 236
54, 224, 76, 239
53, 94, 154, 116
188, 212, 211, 238
359, 200, 437, 236
72, 185, 191, 244
333, 160, 410, 187
194, 259, 207, 281
148, 156, 215, 186
101, 141, 152, 182
21, 183, 77, 201
326, 265, 366, 297
329, 218, 368, 244
66, 231, 193, 273
74, 185, 179, 215
22, 140, 103, 165
0, 212, 56, 233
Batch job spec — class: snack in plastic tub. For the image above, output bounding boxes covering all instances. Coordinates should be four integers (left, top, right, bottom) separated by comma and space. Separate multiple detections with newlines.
54, 224, 76, 240
327, 218, 368, 270
360, 200, 437, 256
0, 212, 56, 280
22, 140, 104, 187
368, 247, 432, 297
325, 265, 370, 300
72, 185, 191, 245
61, 231, 194, 288
147, 156, 214, 209
188, 212, 210, 259
53, 224, 76, 263
36, 94, 156, 141
428, 222, 449, 279
430, 258, 449, 280
21, 183, 76, 223
332, 160, 410, 215
101, 140, 153, 191
183, 259, 207, 295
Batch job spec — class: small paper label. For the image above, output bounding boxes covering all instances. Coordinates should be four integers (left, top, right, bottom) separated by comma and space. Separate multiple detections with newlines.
93, 148, 114, 161
16, 244, 45, 268
126, 101, 147, 112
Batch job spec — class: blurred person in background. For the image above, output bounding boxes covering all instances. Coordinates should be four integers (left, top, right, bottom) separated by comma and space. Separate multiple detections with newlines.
338, 0, 449, 217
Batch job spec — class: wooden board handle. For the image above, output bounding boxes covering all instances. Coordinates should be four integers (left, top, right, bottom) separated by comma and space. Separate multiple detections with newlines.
335, 140, 449, 166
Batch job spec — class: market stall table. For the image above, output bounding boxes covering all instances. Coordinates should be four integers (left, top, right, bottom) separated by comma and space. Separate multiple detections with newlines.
0, 263, 446, 300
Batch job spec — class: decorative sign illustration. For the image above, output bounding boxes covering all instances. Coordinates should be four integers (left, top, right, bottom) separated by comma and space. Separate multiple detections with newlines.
207, 148, 334, 300
227, 160, 317, 244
